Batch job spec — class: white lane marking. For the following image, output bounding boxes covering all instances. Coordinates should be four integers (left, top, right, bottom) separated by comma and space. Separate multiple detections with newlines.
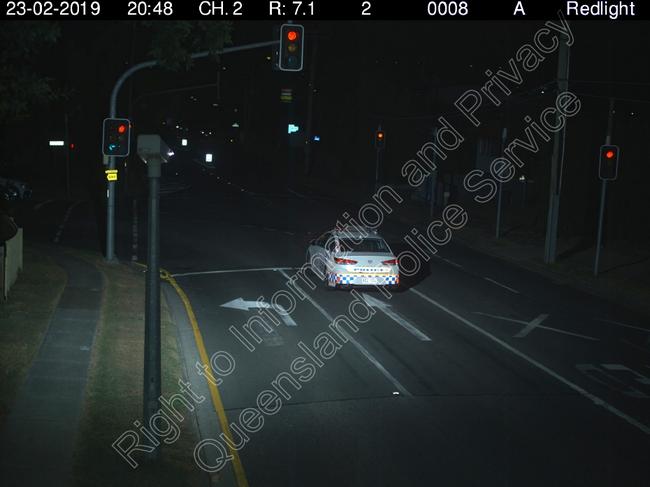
473, 312, 527, 325
131, 199, 139, 262
620, 339, 650, 355
410, 287, 650, 435
277, 269, 411, 396
596, 318, 650, 334
514, 314, 549, 338
34, 199, 55, 211
172, 267, 298, 278
432, 255, 464, 269
474, 311, 599, 342
220, 297, 297, 327
537, 326, 599, 342
53, 201, 81, 244
362, 293, 431, 341
601, 363, 650, 386
483, 277, 520, 294
286, 187, 308, 199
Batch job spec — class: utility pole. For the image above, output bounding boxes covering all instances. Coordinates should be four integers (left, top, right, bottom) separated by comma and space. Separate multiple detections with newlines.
143, 152, 162, 460
429, 127, 438, 218
304, 36, 318, 176
594, 98, 615, 277
543, 38, 570, 264
64, 113, 71, 200
375, 125, 383, 192
495, 126, 508, 238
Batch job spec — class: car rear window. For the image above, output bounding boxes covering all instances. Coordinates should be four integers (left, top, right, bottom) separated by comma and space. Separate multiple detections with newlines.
339, 238, 389, 253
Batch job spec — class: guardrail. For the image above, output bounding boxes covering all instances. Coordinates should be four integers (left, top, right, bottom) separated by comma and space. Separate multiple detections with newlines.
1, 228, 23, 300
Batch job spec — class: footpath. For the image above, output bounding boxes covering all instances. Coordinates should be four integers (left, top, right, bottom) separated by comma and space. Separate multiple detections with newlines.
0, 207, 206, 487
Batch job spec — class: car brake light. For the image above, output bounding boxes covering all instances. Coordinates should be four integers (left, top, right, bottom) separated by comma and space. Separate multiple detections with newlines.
382, 258, 398, 265
334, 257, 357, 265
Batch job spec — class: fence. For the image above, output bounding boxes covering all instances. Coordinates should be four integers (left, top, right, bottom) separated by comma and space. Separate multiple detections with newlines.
1, 228, 23, 300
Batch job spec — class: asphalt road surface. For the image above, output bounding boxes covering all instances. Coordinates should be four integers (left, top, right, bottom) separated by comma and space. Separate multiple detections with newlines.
35, 169, 650, 486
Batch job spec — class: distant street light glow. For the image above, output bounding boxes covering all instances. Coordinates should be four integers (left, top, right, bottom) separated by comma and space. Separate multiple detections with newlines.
49, 140, 65, 146
181, 138, 188, 146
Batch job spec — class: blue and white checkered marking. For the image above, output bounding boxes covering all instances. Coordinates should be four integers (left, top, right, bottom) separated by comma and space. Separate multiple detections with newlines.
331, 273, 398, 286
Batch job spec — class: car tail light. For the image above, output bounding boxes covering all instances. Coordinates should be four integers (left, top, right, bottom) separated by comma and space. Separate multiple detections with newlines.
382, 258, 398, 265
334, 257, 357, 265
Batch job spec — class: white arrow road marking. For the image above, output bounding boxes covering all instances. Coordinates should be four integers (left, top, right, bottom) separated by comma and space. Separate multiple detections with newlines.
363, 294, 431, 341
221, 298, 297, 327
473, 311, 599, 341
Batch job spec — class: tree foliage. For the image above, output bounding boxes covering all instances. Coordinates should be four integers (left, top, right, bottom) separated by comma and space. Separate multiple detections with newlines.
144, 21, 233, 71
0, 22, 61, 121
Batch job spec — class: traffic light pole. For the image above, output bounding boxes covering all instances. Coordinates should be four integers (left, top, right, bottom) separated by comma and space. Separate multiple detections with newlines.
594, 97, 615, 277
374, 125, 382, 192
495, 127, 508, 239
543, 39, 570, 264
429, 127, 438, 218
104, 39, 280, 262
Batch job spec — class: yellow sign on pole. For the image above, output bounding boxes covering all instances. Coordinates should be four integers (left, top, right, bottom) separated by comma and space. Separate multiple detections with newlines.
105, 169, 118, 182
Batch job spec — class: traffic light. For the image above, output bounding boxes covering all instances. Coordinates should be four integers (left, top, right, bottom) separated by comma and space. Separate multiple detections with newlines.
598, 144, 619, 181
375, 130, 385, 149
102, 118, 131, 157
279, 24, 304, 72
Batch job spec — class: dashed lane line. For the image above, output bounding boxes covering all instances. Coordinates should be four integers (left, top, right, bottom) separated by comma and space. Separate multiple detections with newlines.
483, 277, 520, 294
410, 287, 650, 436
276, 269, 412, 396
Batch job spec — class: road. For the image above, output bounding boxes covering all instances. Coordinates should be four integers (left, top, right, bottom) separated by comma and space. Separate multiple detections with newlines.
30, 167, 650, 486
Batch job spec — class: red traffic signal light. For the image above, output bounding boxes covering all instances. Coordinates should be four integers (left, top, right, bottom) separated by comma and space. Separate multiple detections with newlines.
279, 24, 304, 72
375, 130, 385, 149
102, 118, 131, 157
598, 144, 619, 181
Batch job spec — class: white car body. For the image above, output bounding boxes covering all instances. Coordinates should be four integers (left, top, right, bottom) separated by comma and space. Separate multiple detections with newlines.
307, 226, 399, 289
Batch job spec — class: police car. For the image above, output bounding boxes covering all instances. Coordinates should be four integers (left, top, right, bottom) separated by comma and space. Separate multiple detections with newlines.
307, 226, 399, 289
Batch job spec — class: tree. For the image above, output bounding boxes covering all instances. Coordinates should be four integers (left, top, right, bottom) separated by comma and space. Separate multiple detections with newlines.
0, 22, 61, 121
144, 21, 233, 71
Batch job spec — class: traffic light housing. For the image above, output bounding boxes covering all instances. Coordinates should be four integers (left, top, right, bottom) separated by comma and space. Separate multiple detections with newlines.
102, 118, 131, 157
279, 24, 304, 72
375, 130, 385, 150
598, 144, 619, 181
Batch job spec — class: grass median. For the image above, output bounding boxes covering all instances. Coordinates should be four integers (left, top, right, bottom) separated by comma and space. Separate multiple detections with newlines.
74, 254, 205, 487
0, 246, 66, 424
